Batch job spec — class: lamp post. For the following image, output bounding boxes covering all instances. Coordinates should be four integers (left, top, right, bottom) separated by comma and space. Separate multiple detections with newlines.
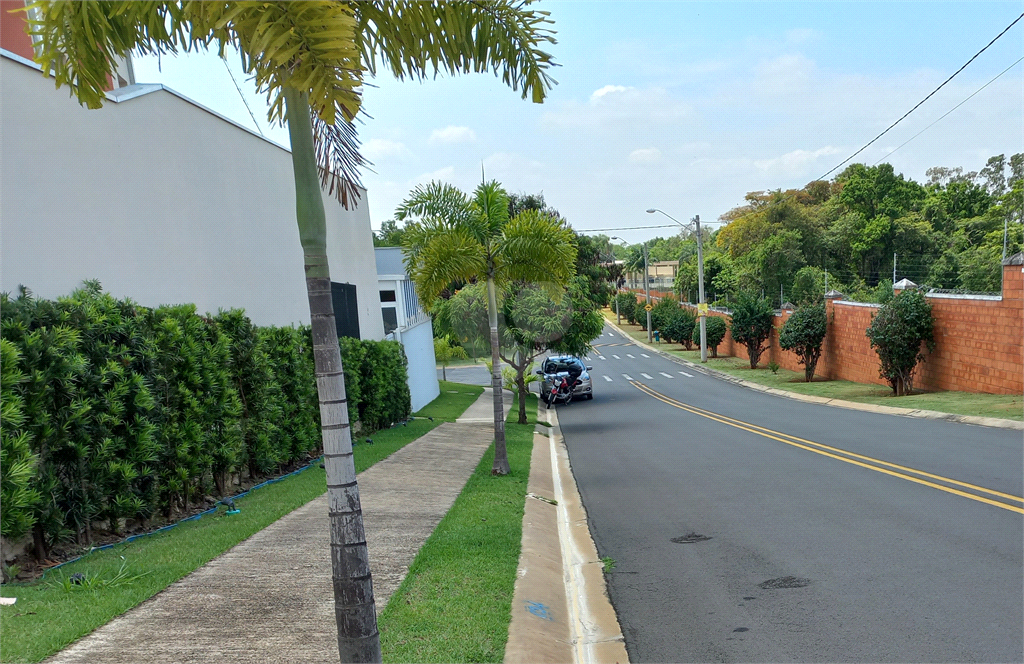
647, 208, 708, 363
610, 236, 628, 325
643, 241, 652, 343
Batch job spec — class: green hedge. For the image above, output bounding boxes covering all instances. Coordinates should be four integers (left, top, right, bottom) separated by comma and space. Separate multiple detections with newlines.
0, 283, 410, 559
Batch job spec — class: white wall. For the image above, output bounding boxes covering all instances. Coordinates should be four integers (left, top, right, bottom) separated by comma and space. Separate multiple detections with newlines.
398, 317, 440, 412
0, 54, 383, 338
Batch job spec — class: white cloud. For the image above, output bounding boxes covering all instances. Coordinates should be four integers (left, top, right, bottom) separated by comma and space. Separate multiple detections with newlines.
629, 148, 662, 165
429, 126, 477, 144
363, 138, 410, 162
412, 165, 456, 186
786, 28, 820, 43
754, 53, 817, 95
754, 146, 842, 175
590, 85, 633, 101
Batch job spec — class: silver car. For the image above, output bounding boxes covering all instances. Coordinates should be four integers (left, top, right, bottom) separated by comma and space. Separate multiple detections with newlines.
537, 356, 593, 403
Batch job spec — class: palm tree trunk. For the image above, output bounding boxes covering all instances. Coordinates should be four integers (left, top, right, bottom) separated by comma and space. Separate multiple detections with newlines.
486, 277, 510, 475
284, 87, 381, 663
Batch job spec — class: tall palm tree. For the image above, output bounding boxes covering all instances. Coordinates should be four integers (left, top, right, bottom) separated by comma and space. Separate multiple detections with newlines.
397, 181, 576, 474
28, 2, 557, 660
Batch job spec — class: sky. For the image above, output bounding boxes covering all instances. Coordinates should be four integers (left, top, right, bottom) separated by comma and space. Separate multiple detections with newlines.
132, 1, 1024, 245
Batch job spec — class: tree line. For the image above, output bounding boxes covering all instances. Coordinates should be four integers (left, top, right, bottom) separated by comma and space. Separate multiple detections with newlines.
612, 155, 1023, 305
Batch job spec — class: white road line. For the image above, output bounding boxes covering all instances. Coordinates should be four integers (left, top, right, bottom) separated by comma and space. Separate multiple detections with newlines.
640, 373, 653, 379
612, 355, 621, 360
678, 370, 693, 377
622, 374, 633, 381
626, 354, 636, 358
584, 357, 591, 362
602, 375, 612, 382
659, 372, 674, 378
641, 353, 651, 358
598, 355, 606, 360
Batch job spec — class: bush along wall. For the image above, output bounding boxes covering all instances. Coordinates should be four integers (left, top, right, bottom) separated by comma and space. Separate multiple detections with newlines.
0, 283, 409, 561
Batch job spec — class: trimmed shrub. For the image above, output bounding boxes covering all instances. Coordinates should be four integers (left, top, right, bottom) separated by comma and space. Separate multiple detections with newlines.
866, 289, 935, 396
1, 339, 39, 550
651, 296, 679, 334
779, 303, 827, 382
691, 315, 728, 357
729, 292, 775, 368
340, 338, 412, 432
613, 292, 635, 324
260, 326, 320, 462
663, 308, 696, 348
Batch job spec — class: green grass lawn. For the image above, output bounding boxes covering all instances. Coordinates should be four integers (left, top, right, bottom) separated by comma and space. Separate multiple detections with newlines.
415, 381, 485, 421
602, 308, 1023, 422
379, 392, 537, 663
0, 386, 483, 664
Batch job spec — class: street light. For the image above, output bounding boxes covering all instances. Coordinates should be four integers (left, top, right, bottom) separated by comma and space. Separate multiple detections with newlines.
610, 236, 628, 325
647, 208, 708, 363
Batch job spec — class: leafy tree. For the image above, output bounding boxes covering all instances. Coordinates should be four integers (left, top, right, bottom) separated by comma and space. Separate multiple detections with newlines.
866, 289, 935, 396
729, 292, 776, 368
778, 303, 827, 382
691, 315, 727, 357
613, 291, 636, 324
434, 335, 468, 382
32, 1, 558, 653
791, 266, 826, 304
399, 182, 576, 472
373, 219, 406, 247
573, 233, 614, 306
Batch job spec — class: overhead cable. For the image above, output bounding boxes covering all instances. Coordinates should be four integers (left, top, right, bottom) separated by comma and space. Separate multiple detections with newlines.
818, 11, 1024, 181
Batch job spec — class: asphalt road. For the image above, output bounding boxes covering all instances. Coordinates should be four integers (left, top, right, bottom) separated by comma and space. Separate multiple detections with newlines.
554, 323, 1023, 663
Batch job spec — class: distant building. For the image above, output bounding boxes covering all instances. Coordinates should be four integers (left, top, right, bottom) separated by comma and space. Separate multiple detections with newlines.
626, 260, 678, 292
375, 248, 440, 411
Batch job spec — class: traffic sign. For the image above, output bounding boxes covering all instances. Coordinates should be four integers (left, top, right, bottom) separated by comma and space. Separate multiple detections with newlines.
697, 303, 708, 316
644, 304, 653, 311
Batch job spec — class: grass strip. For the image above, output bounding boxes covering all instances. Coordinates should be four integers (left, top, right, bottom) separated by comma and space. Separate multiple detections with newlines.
1, 386, 482, 663
602, 309, 1023, 421
379, 393, 538, 663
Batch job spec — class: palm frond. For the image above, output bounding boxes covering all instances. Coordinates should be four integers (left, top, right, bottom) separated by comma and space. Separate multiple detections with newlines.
395, 181, 474, 226
407, 228, 488, 307
495, 209, 577, 291
353, 0, 558, 104
310, 113, 366, 208
474, 180, 510, 241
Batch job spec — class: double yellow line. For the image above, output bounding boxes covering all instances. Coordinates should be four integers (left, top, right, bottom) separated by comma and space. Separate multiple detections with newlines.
630, 380, 1024, 514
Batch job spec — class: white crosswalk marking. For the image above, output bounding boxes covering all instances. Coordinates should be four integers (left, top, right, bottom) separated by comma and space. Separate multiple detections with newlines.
640, 373, 653, 379
622, 373, 633, 381
603, 375, 612, 382
678, 370, 693, 377
598, 355, 606, 360
641, 353, 650, 358
612, 355, 621, 359
626, 354, 636, 358
659, 372, 674, 378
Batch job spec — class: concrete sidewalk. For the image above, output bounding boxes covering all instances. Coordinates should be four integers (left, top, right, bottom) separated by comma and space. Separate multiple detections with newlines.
48, 389, 512, 664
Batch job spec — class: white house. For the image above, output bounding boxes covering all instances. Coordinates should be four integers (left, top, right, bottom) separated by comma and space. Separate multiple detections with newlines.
1, 48, 384, 338
375, 248, 440, 412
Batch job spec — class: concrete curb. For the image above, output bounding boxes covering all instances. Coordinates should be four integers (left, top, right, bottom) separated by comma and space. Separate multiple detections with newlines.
603, 316, 1023, 431
505, 405, 629, 664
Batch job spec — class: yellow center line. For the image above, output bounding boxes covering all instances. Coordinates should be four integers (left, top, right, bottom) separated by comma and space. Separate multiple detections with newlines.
630, 381, 1024, 515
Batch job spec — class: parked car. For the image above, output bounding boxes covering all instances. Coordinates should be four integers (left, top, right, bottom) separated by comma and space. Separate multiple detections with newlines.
537, 355, 593, 403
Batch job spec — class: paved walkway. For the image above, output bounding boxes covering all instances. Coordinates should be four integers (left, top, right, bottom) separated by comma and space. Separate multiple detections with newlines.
48, 390, 512, 664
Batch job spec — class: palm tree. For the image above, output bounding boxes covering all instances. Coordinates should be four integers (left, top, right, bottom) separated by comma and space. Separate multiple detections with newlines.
397, 181, 576, 473
28, 2, 557, 660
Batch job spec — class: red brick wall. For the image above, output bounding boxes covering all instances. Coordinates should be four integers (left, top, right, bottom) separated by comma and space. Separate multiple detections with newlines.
1, 1, 34, 60
624, 263, 1024, 395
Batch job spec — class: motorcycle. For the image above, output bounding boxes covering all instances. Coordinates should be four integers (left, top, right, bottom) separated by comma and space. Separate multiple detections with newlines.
545, 372, 578, 408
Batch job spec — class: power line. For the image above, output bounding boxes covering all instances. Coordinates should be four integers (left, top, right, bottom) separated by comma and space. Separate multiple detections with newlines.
873, 56, 1024, 165
574, 224, 679, 233
222, 55, 264, 137
817, 11, 1024, 181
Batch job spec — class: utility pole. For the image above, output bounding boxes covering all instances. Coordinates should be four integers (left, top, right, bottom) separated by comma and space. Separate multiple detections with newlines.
695, 215, 707, 363
893, 252, 897, 285
644, 241, 653, 343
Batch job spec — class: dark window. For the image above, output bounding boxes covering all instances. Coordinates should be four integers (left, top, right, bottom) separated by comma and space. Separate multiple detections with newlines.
331, 282, 360, 339
382, 307, 398, 335
380, 290, 397, 303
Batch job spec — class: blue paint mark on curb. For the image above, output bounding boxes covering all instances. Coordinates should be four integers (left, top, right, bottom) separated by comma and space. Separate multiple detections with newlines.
526, 600, 554, 621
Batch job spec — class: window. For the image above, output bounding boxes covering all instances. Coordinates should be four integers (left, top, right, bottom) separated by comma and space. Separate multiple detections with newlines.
380, 290, 396, 303
382, 307, 398, 335
331, 282, 360, 339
